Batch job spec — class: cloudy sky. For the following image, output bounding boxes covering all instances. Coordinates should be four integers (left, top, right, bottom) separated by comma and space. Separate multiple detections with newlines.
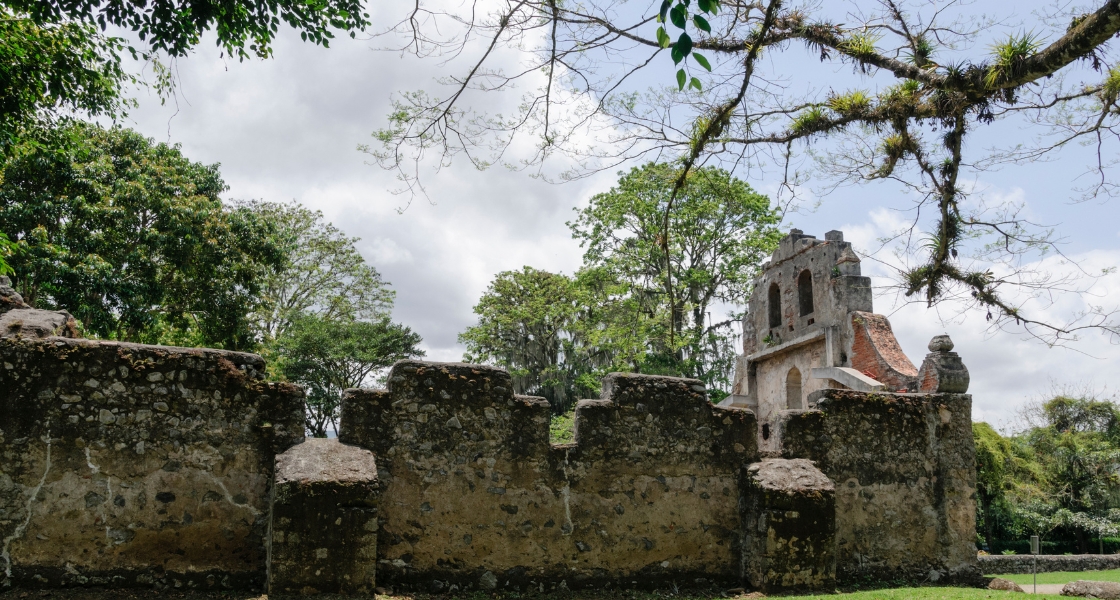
113, 0, 1120, 431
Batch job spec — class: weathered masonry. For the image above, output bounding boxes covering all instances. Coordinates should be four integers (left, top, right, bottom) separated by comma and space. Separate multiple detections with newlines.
0, 231, 980, 594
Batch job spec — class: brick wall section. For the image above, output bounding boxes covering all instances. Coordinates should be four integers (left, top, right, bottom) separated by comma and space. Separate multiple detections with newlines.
848, 312, 918, 392
339, 361, 757, 592
779, 389, 979, 585
0, 337, 304, 590
979, 554, 1120, 575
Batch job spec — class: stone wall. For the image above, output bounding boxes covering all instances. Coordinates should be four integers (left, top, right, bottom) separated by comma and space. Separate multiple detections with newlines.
0, 337, 304, 590
778, 389, 978, 584
339, 361, 757, 592
979, 554, 1120, 575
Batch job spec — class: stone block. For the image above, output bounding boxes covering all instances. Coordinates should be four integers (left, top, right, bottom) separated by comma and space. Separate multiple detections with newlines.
741, 458, 836, 593
269, 438, 380, 595
1062, 580, 1120, 599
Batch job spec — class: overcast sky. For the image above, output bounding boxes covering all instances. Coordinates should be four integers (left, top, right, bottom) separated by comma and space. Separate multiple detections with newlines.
114, 0, 1120, 431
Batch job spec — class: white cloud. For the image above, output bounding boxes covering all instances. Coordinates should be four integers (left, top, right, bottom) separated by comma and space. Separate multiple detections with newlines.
108, 12, 1120, 425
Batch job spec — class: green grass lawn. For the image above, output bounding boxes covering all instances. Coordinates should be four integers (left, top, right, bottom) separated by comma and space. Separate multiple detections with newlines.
995, 568, 1120, 585
745, 590, 1038, 599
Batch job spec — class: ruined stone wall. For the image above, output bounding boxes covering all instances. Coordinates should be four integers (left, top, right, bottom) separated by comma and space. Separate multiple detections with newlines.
0, 337, 304, 590
339, 361, 757, 592
778, 389, 978, 584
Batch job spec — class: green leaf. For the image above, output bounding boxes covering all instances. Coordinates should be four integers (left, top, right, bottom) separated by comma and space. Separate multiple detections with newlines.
693, 14, 711, 33
671, 44, 684, 64
709, 0, 720, 14
676, 68, 687, 90
676, 32, 693, 57
697, 0, 711, 13
659, 0, 672, 24
657, 26, 671, 49
690, 77, 702, 91
669, 5, 686, 29
693, 52, 712, 71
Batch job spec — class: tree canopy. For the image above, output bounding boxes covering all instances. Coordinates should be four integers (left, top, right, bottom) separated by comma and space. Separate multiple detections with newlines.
239, 200, 395, 344
0, 0, 370, 154
570, 161, 780, 382
0, 121, 283, 349
975, 393, 1120, 554
0, 13, 130, 149
276, 313, 424, 437
373, 0, 1120, 344
460, 267, 601, 413
5, 0, 370, 60
461, 162, 780, 407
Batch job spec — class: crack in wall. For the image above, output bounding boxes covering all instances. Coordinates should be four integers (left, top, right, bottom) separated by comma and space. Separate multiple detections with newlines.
2, 424, 51, 584
84, 448, 112, 540
559, 453, 573, 536
203, 472, 260, 516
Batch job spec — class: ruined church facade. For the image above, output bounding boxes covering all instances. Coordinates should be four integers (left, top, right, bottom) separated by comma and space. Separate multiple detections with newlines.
0, 231, 979, 595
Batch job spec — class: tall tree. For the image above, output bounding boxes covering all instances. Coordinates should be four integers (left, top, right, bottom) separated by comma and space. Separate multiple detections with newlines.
275, 313, 424, 437
239, 200, 394, 344
976, 394, 1120, 553
460, 267, 603, 414
0, 121, 283, 349
461, 163, 780, 402
569, 162, 781, 392
372, 0, 1120, 343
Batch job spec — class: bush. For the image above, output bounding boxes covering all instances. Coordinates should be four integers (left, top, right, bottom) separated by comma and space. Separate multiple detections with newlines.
990, 538, 1120, 555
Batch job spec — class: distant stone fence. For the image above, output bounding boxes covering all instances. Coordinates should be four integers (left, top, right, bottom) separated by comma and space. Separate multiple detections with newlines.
980, 554, 1120, 574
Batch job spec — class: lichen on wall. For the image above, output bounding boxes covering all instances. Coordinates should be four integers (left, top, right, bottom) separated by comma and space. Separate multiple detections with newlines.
778, 389, 979, 585
0, 337, 304, 590
340, 361, 757, 592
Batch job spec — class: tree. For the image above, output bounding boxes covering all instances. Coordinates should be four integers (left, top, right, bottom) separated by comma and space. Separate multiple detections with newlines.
460, 267, 602, 414
0, 121, 283, 349
239, 200, 394, 344
978, 393, 1120, 553
5, 0, 369, 60
973, 422, 1013, 551
1023, 395, 1120, 552
461, 163, 779, 403
569, 162, 781, 392
372, 0, 1120, 344
1, 0, 369, 154
275, 313, 424, 437
0, 12, 130, 150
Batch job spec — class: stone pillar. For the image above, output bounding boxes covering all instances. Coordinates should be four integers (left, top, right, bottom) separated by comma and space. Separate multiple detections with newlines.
741, 458, 836, 593
917, 334, 970, 393
268, 438, 380, 595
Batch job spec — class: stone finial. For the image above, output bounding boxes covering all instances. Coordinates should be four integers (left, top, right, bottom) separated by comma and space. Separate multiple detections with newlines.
835, 245, 861, 276
917, 334, 969, 393
928, 334, 954, 352
836, 246, 859, 264
825, 230, 844, 242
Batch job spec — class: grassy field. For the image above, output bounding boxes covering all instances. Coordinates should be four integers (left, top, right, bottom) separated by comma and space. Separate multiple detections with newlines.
995, 568, 1120, 585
